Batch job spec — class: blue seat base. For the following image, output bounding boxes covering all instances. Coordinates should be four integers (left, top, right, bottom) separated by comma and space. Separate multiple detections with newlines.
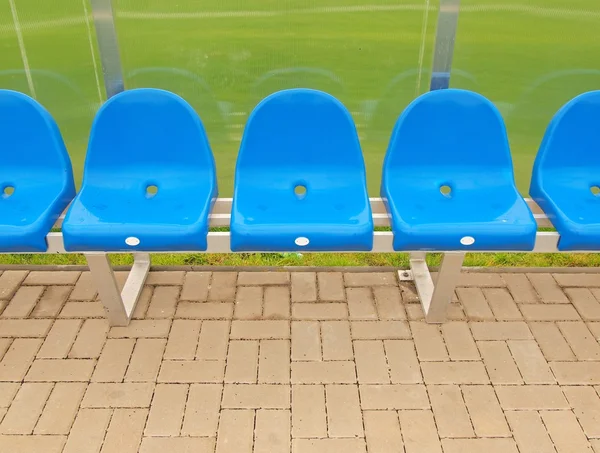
231, 222, 373, 252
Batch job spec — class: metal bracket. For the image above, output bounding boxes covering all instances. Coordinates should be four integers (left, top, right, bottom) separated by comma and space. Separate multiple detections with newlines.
85, 252, 150, 326
405, 251, 465, 323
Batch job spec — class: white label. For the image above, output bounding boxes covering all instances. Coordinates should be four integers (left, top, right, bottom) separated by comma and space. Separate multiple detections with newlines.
125, 237, 140, 246
460, 236, 475, 246
295, 237, 309, 246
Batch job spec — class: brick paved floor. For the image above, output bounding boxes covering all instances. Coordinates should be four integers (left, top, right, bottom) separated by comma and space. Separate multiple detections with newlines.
0, 269, 599, 452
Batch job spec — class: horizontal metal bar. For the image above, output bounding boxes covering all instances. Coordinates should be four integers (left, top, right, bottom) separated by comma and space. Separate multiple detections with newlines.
39, 231, 586, 255
53, 197, 551, 229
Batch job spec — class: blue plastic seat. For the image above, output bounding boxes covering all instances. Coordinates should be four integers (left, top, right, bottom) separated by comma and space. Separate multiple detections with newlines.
381, 89, 536, 251
231, 89, 373, 252
63, 89, 217, 252
0, 90, 75, 252
530, 91, 600, 251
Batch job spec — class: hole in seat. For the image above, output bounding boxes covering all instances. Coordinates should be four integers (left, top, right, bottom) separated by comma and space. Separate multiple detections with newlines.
2, 186, 14, 198
294, 185, 307, 199
440, 185, 452, 197
591, 185, 600, 196
146, 185, 158, 198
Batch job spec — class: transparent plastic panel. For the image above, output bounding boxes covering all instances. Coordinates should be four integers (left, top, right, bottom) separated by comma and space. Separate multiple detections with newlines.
0, 0, 104, 186
452, 0, 600, 193
114, 0, 439, 195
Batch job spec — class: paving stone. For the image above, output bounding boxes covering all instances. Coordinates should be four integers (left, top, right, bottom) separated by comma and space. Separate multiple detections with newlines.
238, 271, 290, 286
264, 286, 291, 319
81, 383, 155, 408
234, 286, 263, 319
344, 272, 397, 287
441, 438, 518, 453
317, 272, 345, 301
292, 384, 326, 438
140, 437, 215, 453
346, 287, 378, 320
293, 438, 366, 453
0, 383, 19, 407
428, 384, 474, 438
359, 384, 429, 410
145, 271, 185, 285
563, 386, 600, 438
131, 287, 153, 319
0, 435, 66, 453
557, 321, 600, 360
291, 272, 317, 302
566, 288, 600, 320
456, 288, 494, 321
196, 320, 229, 360
2, 286, 44, 318
92, 338, 135, 382
554, 273, 600, 287
507, 340, 555, 384
458, 272, 505, 287
398, 409, 442, 453
69, 319, 108, 359
62, 408, 112, 453
230, 320, 290, 339
208, 272, 237, 301
351, 321, 411, 339
37, 319, 81, 359
292, 361, 356, 384
101, 408, 147, 453
441, 321, 479, 360
108, 320, 171, 338
125, 338, 166, 382
181, 383, 222, 436
24, 357, 93, 382
541, 410, 594, 453
291, 321, 320, 361
529, 322, 576, 361
180, 272, 211, 301
373, 286, 405, 320
34, 382, 86, 435
462, 384, 510, 437
292, 303, 347, 320
0, 271, 28, 300
477, 341, 523, 384
221, 384, 290, 408
364, 410, 403, 453
0, 383, 52, 434
326, 384, 363, 437
421, 362, 489, 384
59, 301, 106, 318
216, 409, 255, 453
31, 286, 72, 318
146, 286, 179, 318
384, 340, 422, 384
411, 322, 448, 361
527, 273, 569, 303
24, 271, 80, 286
145, 383, 187, 436
495, 385, 569, 410
254, 409, 290, 453
0, 319, 53, 338
225, 340, 258, 384
70, 272, 97, 300
157, 360, 225, 383
506, 411, 556, 453
470, 321, 532, 340
164, 319, 200, 360
0, 339, 42, 381
354, 340, 389, 384
483, 287, 522, 320
501, 273, 539, 303
520, 304, 581, 321
258, 339, 290, 384
551, 362, 600, 384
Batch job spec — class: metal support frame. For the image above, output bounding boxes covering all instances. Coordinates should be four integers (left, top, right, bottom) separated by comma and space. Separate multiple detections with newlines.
430, 0, 461, 90
84, 252, 150, 326
407, 251, 465, 323
39, 197, 577, 325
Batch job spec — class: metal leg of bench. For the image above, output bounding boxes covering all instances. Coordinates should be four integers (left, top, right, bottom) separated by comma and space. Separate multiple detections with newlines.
409, 251, 465, 323
85, 252, 151, 326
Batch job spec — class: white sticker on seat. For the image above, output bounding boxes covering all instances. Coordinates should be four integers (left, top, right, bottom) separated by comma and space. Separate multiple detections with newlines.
295, 237, 309, 246
460, 236, 475, 246
125, 237, 140, 246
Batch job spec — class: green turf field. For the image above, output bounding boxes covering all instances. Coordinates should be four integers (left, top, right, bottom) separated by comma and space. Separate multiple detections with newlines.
1, 0, 600, 267
2, 0, 599, 195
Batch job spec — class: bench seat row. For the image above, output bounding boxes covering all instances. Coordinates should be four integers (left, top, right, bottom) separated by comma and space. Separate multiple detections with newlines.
0, 87, 598, 253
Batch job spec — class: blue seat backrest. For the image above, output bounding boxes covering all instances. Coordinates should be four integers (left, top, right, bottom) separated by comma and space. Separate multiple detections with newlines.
383, 89, 515, 185
532, 90, 600, 179
0, 89, 74, 186
236, 88, 366, 185
83, 88, 216, 188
